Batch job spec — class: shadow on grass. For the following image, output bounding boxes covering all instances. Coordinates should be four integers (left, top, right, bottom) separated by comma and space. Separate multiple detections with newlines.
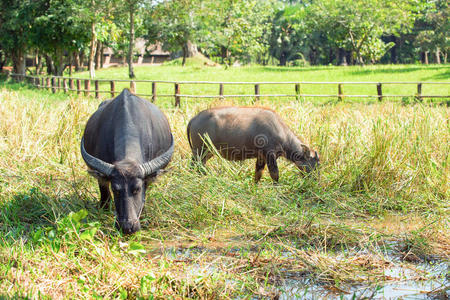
0, 187, 101, 242
420, 68, 450, 81
259, 66, 337, 73
348, 65, 449, 77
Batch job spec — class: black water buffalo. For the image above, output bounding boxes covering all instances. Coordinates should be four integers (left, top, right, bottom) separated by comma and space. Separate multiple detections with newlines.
81, 89, 174, 234
187, 106, 319, 182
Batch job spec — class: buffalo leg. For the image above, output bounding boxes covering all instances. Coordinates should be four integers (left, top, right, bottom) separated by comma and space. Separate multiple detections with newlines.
267, 154, 279, 182
254, 154, 266, 183
98, 181, 111, 209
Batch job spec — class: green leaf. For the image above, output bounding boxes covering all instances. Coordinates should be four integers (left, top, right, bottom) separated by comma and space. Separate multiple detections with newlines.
127, 241, 146, 256
71, 209, 88, 223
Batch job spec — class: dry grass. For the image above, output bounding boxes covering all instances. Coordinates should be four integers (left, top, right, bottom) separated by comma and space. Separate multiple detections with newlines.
0, 81, 448, 298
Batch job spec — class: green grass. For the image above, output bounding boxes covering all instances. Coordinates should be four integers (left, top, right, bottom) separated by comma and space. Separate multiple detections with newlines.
0, 70, 449, 298
67, 63, 450, 102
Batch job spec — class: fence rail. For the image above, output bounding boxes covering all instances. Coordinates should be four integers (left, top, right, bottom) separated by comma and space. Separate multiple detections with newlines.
9, 73, 450, 107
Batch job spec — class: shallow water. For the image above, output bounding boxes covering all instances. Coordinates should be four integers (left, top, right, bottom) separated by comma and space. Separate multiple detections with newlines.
278, 261, 449, 299
162, 245, 449, 299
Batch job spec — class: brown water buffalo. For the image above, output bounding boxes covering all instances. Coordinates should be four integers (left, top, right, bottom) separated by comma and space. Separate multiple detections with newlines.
187, 106, 319, 182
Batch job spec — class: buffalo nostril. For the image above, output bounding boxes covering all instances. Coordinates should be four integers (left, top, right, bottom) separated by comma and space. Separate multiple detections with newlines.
116, 219, 141, 234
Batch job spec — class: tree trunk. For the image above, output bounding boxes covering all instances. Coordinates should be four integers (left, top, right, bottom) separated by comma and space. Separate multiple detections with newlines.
279, 53, 287, 66
79, 51, 85, 70
44, 54, 54, 75
95, 41, 102, 70
73, 51, 81, 71
54, 48, 66, 76
435, 48, 441, 64
349, 51, 355, 65
128, 6, 135, 79
424, 51, 429, 64
390, 36, 398, 64
182, 44, 187, 66
356, 52, 364, 65
0, 51, 5, 72
36, 52, 43, 75
185, 40, 198, 57
89, 20, 97, 78
11, 49, 26, 77
338, 48, 348, 66
69, 52, 72, 76
100, 43, 104, 68
220, 46, 227, 64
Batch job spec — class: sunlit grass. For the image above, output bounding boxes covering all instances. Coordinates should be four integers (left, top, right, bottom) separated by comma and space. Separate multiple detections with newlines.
65, 63, 450, 101
0, 79, 448, 298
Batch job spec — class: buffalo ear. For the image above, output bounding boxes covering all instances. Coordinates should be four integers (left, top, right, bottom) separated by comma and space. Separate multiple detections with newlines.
88, 169, 109, 179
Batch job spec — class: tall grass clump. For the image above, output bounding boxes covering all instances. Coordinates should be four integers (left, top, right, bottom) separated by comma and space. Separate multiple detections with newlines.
0, 82, 448, 298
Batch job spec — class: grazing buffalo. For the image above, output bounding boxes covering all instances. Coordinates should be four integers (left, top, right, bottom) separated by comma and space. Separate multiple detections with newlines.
187, 106, 319, 182
81, 89, 174, 234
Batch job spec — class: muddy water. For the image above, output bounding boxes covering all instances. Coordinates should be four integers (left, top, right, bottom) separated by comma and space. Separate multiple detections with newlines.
278, 261, 448, 299
161, 245, 449, 299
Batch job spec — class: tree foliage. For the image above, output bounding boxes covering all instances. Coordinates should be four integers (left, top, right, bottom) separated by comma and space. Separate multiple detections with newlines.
0, 0, 447, 75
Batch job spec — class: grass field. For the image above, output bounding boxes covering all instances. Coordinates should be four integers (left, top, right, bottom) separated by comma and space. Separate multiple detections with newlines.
68, 63, 450, 103
0, 65, 449, 298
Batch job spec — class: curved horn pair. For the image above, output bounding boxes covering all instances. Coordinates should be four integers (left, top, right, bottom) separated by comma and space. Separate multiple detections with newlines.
80, 135, 174, 177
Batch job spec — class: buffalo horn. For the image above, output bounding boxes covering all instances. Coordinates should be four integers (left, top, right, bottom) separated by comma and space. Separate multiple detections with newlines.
139, 135, 174, 177
80, 137, 114, 177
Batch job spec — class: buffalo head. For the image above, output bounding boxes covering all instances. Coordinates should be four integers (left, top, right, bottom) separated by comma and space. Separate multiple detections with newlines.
81, 137, 174, 234
293, 148, 320, 173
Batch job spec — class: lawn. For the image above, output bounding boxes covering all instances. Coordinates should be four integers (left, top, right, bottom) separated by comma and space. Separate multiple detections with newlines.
65, 63, 450, 104
0, 67, 449, 298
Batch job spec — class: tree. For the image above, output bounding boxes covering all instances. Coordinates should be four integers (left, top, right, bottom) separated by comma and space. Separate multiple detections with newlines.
198, 0, 274, 66
414, 0, 449, 64
269, 4, 308, 66
0, 0, 42, 76
84, 0, 118, 78
123, 0, 147, 78
146, 0, 200, 66
308, 0, 419, 64
33, 0, 90, 75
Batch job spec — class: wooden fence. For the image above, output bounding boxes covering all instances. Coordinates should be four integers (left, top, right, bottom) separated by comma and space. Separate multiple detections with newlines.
10, 74, 450, 107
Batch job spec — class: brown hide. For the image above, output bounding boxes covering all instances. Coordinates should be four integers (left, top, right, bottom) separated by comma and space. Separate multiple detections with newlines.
187, 106, 319, 182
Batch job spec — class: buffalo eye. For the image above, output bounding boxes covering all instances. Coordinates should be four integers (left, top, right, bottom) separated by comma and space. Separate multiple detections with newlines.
111, 183, 121, 193
131, 184, 141, 195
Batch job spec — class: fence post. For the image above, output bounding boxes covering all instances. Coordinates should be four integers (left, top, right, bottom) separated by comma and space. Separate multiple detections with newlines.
152, 82, 157, 102
219, 83, 224, 99
77, 79, 81, 95
84, 79, 90, 96
110, 81, 115, 97
130, 81, 136, 93
175, 83, 180, 107
69, 78, 74, 91
254, 84, 260, 102
417, 83, 422, 102
57, 77, 61, 90
295, 83, 300, 100
41, 77, 44, 89
63, 78, 68, 93
377, 83, 383, 102
95, 80, 99, 98
46, 77, 51, 91
51, 77, 56, 93
338, 84, 344, 101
